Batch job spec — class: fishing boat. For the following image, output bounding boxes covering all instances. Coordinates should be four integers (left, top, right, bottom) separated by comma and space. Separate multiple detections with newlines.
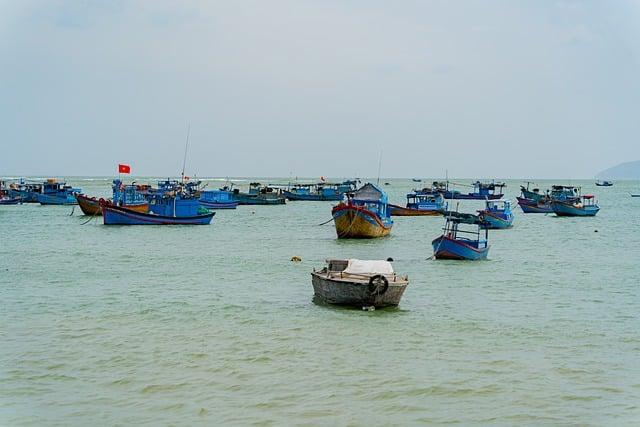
445, 180, 505, 200
550, 195, 600, 217
595, 180, 613, 187
478, 200, 514, 229
311, 259, 409, 308
415, 181, 448, 196
412, 178, 422, 182
224, 183, 286, 205
331, 183, 393, 238
432, 212, 490, 260
389, 193, 447, 216
7, 179, 43, 202
36, 179, 81, 205
550, 185, 580, 201
0, 196, 21, 205
516, 197, 553, 213
77, 180, 149, 216
101, 194, 214, 225
417, 180, 505, 200
199, 190, 238, 209
0, 181, 21, 205
520, 182, 546, 202
283, 180, 356, 201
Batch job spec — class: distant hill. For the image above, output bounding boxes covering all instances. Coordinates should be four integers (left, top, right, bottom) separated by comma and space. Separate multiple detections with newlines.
596, 160, 640, 179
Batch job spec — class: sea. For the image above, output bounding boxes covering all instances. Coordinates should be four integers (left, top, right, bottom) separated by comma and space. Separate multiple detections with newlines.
1, 178, 639, 426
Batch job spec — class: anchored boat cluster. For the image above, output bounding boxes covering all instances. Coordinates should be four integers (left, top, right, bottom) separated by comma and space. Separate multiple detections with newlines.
0, 177, 609, 309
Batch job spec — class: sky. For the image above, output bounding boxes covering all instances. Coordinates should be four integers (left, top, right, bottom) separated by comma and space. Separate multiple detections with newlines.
1, 0, 639, 179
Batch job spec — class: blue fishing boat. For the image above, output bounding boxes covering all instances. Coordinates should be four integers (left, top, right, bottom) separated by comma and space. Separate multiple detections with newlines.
0, 181, 21, 204
332, 183, 393, 238
102, 203, 214, 225
478, 200, 514, 229
8, 179, 43, 202
551, 194, 600, 217
199, 190, 238, 209
284, 180, 356, 201
595, 180, 613, 187
432, 212, 490, 260
228, 183, 286, 205
389, 193, 447, 216
516, 196, 553, 213
417, 180, 505, 200
102, 192, 214, 225
36, 179, 81, 205
520, 182, 546, 202
550, 185, 580, 202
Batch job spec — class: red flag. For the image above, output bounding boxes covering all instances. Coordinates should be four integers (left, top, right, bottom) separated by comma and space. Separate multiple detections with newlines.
118, 164, 131, 174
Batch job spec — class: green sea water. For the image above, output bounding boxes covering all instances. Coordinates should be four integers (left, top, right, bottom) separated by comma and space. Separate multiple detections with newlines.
1, 178, 639, 426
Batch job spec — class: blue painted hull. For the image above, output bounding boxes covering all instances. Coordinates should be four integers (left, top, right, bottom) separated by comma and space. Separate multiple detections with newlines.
480, 212, 513, 229
517, 197, 552, 213
283, 191, 343, 201
10, 190, 39, 203
37, 193, 77, 205
550, 201, 599, 217
199, 200, 238, 209
233, 194, 286, 205
102, 205, 215, 225
0, 197, 22, 205
432, 235, 489, 260
443, 192, 503, 200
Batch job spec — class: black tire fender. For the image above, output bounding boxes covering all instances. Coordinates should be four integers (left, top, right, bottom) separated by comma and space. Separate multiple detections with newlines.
368, 274, 389, 296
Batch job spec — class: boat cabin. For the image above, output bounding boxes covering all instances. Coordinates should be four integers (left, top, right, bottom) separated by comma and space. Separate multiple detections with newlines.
406, 193, 447, 211
349, 183, 390, 219
112, 180, 147, 206
200, 190, 235, 203
147, 194, 201, 217
443, 213, 489, 250
551, 185, 580, 201
471, 181, 506, 197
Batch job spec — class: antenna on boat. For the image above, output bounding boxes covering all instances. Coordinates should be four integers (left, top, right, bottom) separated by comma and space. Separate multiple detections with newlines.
181, 123, 191, 183
376, 150, 383, 185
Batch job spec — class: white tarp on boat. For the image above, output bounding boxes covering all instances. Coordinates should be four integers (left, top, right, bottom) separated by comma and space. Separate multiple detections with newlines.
343, 259, 394, 275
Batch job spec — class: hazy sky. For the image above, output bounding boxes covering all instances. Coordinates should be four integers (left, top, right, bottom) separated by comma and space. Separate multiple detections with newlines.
1, 1, 639, 178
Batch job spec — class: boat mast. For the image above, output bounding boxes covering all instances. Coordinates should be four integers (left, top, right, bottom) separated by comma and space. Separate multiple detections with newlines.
376, 150, 382, 185
181, 123, 191, 183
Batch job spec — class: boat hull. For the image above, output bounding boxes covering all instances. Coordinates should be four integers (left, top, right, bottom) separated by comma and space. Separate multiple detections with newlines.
102, 205, 215, 225
432, 235, 489, 260
199, 200, 239, 209
8, 190, 39, 203
550, 201, 600, 217
283, 191, 343, 201
332, 205, 392, 238
233, 194, 286, 205
0, 197, 22, 205
77, 195, 149, 216
388, 204, 442, 216
516, 197, 552, 213
37, 193, 77, 205
479, 211, 513, 229
444, 192, 503, 200
311, 273, 408, 308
